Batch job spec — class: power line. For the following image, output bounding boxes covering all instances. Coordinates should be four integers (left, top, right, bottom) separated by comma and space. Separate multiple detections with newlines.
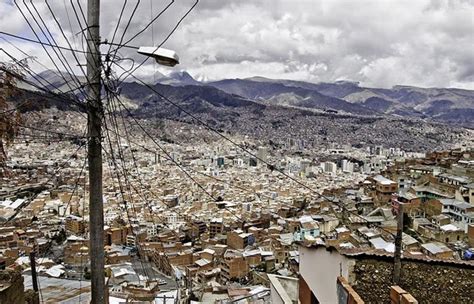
13, 0, 85, 99
116, 0, 199, 85
1, 37, 87, 100
102, 83, 159, 281
0, 55, 86, 111
101, 113, 152, 282
0, 31, 90, 54
26, 0, 87, 97
106, 0, 141, 64
104, 89, 161, 208
105, 75, 245, 222
44, 0, 94, 100
105, 88, 249, 225
1, 52, 85, 111
112, 95, 216, 201
108, 0, 175, 54
95, 83, 274, 205
111, 64, 403, 237
105, 0, 128, 56
63, 0, 78, 47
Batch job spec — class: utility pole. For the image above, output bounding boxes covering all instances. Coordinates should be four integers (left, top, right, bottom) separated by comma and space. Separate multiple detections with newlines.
393, 202, 404, 285
29, 251, 39, 302
86, 0, 105, 303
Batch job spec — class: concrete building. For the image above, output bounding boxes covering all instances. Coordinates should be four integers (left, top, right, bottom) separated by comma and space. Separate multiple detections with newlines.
298, 244, 473, 303
227, 230, 255, 250
372, 175, 398, 204
209, 218, 224, 238
65, 215, 85, 234
220, 250, 249, 282
321, 162, 337, 174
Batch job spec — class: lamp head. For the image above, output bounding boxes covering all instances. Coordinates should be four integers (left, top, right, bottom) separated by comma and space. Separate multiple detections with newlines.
137, 46, 179, 67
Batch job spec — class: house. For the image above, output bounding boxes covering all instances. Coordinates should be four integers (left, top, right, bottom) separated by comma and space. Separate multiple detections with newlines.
227, 229, 255, 250
209, 218, 224, 238
293, 216, 320, 242
372, 175, 398, 205
437, 199, 474, 231
220, 250, 249, 282
65, 215, 85, 234
298, 244, 473, 303
420, 242, 453, 259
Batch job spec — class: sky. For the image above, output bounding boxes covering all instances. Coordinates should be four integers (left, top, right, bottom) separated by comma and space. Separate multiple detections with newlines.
0, 0, 473, 89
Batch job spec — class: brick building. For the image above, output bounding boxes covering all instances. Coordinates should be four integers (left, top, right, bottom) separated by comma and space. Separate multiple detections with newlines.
65, 215, 85, 234
227, 229, 255, 250
220, 250, 249, 282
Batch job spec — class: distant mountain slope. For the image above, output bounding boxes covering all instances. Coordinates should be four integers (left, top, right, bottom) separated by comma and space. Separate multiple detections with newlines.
155, 71, 202, 86
30, 70, 87, 93
208, 79, 377, 115
116, 81, 467, 151
119, 82, 265, 124
25, 70, 474, 127
209, 77, 473, 126
246, 77, 364, 98
13, 72, 470, 151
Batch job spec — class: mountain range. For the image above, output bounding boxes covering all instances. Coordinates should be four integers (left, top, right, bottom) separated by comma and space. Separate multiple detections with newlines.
128, 71, 474, 127
208, 77, 474, 126
26, 70, 474, 127
15, 69, 472, 151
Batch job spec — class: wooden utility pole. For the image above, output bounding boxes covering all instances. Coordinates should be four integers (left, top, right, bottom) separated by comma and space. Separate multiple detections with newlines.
393, 202, 404, 284
29, 251, 40, 304
29, 251, 39, 293
86, 0, 105, 303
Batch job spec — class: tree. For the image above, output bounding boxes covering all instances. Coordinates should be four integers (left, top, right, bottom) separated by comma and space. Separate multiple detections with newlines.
0, 59, 29, 170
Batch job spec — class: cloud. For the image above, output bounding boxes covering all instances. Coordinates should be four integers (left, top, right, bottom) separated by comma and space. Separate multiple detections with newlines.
1, 0, 473, 89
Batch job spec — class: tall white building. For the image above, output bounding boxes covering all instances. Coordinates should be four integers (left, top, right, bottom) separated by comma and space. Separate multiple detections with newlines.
342, 159, 354, 173
321, 161, 337, 174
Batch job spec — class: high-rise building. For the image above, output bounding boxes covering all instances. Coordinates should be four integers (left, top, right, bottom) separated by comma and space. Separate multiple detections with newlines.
342, 159, 354, 173
321, 161, 337, 174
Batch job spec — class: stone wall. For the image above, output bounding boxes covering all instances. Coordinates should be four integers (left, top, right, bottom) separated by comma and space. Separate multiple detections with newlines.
352, 258, 474, 304
0, 269, 25, 304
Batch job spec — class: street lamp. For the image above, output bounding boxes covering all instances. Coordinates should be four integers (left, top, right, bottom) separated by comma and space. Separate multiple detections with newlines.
137, 46, 180, 67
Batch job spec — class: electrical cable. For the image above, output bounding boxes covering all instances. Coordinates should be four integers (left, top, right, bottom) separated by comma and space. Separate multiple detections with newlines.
102, 113, 152, 282
44, 0, 95, 100
108, 0, 173, 54
116, 0, 199, 86
0, 49, 86, 111
111, 64, 403, 237
0, 31, 90, 54
27, 0, 87, 96
14, 0, 84, 100
1, 37, 87, 101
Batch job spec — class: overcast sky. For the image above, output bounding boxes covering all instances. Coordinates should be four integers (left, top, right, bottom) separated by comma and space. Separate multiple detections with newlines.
1, 0, 473, 89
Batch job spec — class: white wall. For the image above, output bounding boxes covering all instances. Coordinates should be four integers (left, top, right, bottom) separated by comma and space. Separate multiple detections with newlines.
270, 284, 285, 304
299, 246, 351, 304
